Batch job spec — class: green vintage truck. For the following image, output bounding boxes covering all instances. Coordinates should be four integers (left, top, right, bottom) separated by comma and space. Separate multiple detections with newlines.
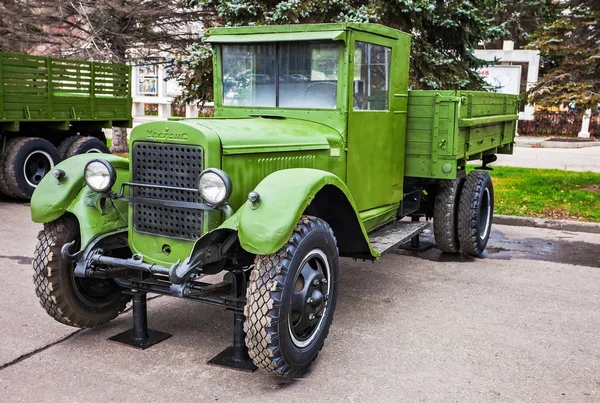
29, 23, 517, 377
0, 52, 131, 199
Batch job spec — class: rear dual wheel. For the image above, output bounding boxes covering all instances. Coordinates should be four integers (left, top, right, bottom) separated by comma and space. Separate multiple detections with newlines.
434, 170, 494, 256
244, 216, 339, 377
458, 170, 494, 256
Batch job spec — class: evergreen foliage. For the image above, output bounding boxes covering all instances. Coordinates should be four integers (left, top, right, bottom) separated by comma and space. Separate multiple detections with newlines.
483, 0, 559, 49
526, 0, 600, 109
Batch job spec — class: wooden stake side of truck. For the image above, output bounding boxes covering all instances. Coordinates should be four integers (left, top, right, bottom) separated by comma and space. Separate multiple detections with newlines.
28, 23, 517, 377
0, 52, 132, 199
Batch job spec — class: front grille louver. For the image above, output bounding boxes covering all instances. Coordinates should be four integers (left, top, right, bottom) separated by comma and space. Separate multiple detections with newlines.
132, 142, 204, 240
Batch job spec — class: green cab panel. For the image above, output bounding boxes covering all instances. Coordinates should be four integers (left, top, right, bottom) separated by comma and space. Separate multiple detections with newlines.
30, 153, 129, 245
218, 168, 378, 259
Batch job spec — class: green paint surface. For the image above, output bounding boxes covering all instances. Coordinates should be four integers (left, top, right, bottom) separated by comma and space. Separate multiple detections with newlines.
31, 23, 518, 265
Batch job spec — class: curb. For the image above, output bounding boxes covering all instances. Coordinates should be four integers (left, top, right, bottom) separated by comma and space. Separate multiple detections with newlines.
493, 214, 600, 234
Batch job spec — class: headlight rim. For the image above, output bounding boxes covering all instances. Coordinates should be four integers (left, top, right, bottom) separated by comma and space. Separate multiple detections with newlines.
84, 158, 116, 193
198, 168, 232, 207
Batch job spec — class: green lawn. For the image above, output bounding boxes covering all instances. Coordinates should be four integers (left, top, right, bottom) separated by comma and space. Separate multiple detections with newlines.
478, 166, 600, 222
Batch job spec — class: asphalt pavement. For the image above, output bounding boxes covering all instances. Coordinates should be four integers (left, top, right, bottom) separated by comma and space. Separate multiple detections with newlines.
0, 202, 599, 402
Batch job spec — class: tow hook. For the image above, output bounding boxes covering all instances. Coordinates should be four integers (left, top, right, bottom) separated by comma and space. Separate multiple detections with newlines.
61, 240, 84, 262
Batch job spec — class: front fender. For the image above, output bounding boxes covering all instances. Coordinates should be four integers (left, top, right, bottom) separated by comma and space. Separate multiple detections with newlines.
219, 168, 378, 259
31, 153, 129, 245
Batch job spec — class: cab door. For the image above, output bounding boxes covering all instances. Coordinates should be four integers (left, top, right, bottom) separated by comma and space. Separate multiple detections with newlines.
346, 33, 406, 213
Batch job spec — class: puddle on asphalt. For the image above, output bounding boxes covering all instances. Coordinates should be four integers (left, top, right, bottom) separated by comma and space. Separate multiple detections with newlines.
0, 255, 33, 265
395, 230, 600, 268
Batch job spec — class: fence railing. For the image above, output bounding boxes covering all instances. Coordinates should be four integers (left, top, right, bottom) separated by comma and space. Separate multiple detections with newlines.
519, 111, 599, 137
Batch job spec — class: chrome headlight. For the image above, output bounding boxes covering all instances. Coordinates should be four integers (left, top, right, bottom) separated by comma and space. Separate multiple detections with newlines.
198, 168, 232, 206
84, 159, 116, 193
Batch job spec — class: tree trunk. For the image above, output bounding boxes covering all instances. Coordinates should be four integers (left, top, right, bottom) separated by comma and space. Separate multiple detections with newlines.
110, 126, 128, 154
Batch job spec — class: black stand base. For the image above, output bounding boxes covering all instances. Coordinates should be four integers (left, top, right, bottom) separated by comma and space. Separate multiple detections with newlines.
108, 292, 171, 350
207, 312, 257, 372
399, 228, 433, 251
108, 328, 172, 350
399, 239, 434, 251
207, 346, 257, 372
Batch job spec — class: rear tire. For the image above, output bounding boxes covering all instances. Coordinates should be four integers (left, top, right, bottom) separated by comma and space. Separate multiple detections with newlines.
244, 216, 339, 377
457, 170, 494, 257
33, 215, 130, 328
57, 136, 79, 160
0, 137, 60, 200
433, 175, 465, 253
65, 136, 110, 158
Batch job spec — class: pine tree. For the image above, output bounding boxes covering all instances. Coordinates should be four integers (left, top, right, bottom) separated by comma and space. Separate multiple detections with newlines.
172, 0, 503, 105
483, 0, 559, 49
526, 0, 600, 109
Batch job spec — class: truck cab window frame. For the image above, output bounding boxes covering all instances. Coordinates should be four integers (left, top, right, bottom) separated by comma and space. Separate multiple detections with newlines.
221, 41, 341, 109
353, 42, 391, 111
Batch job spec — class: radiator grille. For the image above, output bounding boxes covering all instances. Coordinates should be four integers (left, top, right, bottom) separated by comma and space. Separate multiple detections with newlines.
132, 142, 204, 240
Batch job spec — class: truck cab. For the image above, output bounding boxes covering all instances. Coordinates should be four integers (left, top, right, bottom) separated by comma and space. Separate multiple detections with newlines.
29, 23, 517, 377
210, 23, 411, 222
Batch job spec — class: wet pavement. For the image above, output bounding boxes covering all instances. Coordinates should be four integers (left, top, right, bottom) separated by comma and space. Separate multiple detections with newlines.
0, 202, 599, 402
400, 226, 600, 268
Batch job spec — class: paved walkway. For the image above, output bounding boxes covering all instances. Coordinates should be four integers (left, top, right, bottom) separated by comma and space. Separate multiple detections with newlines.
494, 137, 600, 172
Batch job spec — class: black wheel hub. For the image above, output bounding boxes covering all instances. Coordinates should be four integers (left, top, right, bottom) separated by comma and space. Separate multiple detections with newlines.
290, 252, 330, 345
25, 152, 52, 186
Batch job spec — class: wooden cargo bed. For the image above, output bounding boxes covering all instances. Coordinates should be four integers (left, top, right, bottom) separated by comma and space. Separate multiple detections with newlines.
0, 52, 132, 132
404, 90, 518, 179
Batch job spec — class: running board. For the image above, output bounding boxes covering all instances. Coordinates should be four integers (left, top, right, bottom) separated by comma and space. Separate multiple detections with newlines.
369, 221, 431, 254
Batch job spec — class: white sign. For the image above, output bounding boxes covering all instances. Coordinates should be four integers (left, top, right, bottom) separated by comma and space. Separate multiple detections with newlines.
476, 65, 522, 95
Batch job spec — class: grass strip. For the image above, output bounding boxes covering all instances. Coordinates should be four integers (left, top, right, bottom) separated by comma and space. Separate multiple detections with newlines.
477, 166, 600, 222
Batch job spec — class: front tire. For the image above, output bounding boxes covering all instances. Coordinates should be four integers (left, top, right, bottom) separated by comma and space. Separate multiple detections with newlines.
244, 216, 339, 377
33, 215, 130, 328
457, 170, 494, 256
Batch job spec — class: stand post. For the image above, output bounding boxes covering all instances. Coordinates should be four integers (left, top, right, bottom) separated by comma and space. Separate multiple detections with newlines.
410, 216, 420, 248
108, 291, 171, 350
207, 271, 257, 372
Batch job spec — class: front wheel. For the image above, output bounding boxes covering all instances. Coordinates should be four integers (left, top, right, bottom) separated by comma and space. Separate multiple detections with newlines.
33, 215, 130, 328
244, 216, 339, 377
457, 170, 494, 256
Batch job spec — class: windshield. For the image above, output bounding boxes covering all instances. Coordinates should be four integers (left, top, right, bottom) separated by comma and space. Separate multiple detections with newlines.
221, 42, 340, 109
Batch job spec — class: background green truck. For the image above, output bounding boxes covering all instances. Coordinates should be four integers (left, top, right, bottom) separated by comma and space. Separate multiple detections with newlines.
0, 52, 131, 199
28, 23, 517, 377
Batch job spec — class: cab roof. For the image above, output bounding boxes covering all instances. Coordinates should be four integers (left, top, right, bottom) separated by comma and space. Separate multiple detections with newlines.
206, 23, 410, 43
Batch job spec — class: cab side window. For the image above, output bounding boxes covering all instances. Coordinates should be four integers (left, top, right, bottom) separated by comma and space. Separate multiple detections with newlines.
353, 42, 391, 111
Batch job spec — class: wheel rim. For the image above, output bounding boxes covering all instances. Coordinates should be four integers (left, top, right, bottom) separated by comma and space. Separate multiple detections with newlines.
73, 276, 122, 306
65, 239, 121, 307
288, 249, 331, 348
85, 148, 103, 153
478, 187, 492, 240
23, 150, 54, 187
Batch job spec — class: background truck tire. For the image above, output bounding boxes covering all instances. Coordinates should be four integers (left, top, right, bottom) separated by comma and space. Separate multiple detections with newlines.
57, 136, 79, 160
433, 174, 465, 253
65, 136, 110, 158
244, 216, 339, 377
0, 137, 60, 200
458, 170, 494, 257
33, 214, 130, 328
0, 146, 18, 198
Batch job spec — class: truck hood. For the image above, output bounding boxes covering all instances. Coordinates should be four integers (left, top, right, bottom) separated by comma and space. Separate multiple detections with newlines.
187, 116, 335, 155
